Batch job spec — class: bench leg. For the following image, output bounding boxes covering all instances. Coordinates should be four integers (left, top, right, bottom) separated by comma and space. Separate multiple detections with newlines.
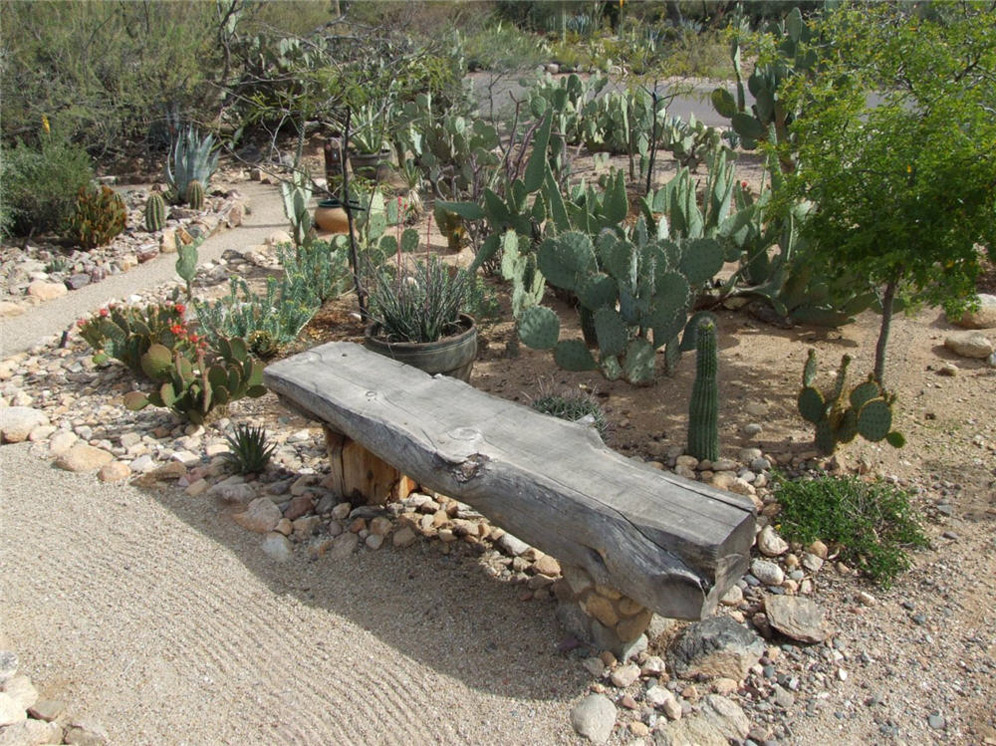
324, 426, 415, 504
554, 564, 655, 659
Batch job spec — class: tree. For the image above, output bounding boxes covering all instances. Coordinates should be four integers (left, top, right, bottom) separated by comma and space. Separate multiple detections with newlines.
781, 2, 996, 384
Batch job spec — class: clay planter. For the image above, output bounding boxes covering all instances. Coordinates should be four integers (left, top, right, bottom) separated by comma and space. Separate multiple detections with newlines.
313, 198, 350, 234
364, 314, 477, 382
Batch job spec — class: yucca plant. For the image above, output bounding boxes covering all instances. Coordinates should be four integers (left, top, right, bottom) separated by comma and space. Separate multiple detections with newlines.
223, 423, 276, 475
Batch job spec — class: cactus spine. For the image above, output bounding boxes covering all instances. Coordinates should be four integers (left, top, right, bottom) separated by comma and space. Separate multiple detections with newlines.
186, 179, 205, 210
145, 193, 166, 232
687, 318, 719, 462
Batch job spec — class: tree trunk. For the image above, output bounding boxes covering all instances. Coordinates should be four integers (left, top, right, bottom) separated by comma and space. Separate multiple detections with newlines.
874, 278, 898, 385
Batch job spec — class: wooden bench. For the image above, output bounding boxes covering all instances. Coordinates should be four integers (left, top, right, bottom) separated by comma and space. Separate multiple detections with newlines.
264, 342, 756, 648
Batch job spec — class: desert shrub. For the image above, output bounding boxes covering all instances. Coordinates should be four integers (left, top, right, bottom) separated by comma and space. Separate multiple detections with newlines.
2, 136, 93, 236
772, 474, 929, 588
530, 388, 607, 438
67, 184, 127, 249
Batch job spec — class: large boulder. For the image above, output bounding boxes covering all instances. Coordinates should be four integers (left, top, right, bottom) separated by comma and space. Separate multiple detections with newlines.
944, 330, 993, 359
948, 293, 996, 329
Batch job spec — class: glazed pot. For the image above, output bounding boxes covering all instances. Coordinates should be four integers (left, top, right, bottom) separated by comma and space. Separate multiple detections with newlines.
313, 198, 350, 234
364, 314, 477, 382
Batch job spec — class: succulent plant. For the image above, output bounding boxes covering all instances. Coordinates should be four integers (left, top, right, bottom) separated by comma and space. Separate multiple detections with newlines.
185, 179, 205, 210
687, 316, 719, 462
67, 185, 127, 250
123, 336, 266, 425
223, 423, 276, 475
77, 301, 190, 377
174, 232, 203, 299
797, 349, 905, 455
145, 192, 166, 232
165, 125, 218, 204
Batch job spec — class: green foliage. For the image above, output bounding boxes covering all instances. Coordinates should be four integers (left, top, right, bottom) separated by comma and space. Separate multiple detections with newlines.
276, 238, 350, 306
67, 184, 127, 250
280, 169, 313, 247
797, 350, 905, 456
166, 126, 218, 204
772, 474, 928, 588
782, 4, 996, 378
76, 301, 192, 378
223, 424, 276, 475
368, 256, 471, 344
123, 336, 267, 425
1, 135, 93, 236
687, 317, 719, 462
531, 388, 607, 438
145, 193, 166, 232
460, 19, 549, 72
175, 234, 203, 300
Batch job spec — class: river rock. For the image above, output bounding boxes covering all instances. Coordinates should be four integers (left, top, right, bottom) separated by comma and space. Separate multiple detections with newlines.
570, 694, 616, 744
262, 532, 293, 562
949, 293, 996, 329
26, 281, 67, 301
765, 595, 829, 643
757, 525, 789, 557
98, 461, 132, 483
54, 443, 114, 472
0, 407, 49, 443
670, 615, 764, 681
233, 497, 282, 533
944, 330, 993, 359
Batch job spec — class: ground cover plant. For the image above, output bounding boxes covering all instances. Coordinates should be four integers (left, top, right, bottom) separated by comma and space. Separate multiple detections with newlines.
772, 474, 929, 588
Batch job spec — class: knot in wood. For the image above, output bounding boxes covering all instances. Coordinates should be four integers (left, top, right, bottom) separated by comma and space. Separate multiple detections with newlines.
452, 453, 489, 483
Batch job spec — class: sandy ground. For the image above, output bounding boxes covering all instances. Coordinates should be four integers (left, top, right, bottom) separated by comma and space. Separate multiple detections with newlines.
0, 442, 591, 744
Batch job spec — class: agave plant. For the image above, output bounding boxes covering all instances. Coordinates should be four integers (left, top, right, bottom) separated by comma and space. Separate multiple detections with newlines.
165, 125, 219, 204
223, 423, 276, 475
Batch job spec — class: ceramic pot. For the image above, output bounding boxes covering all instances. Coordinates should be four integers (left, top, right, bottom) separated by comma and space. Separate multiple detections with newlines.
314, 199, 350, 233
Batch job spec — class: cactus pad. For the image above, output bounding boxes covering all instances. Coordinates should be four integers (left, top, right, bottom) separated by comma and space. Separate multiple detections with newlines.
623, 338, 656, 385
849, 379, 881, 410
554, 339, 597, 371
536, 232, 596, 291
802, 349, 817, 386
518, 306, 560, 350
593, 307, 628, 356
797, 386, 826, 423
857, 398, 892, 441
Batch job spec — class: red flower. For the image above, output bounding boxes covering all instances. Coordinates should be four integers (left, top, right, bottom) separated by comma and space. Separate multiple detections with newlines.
170, 323, 184, 335
76, 319, 86, 328
740, 181, 749, 189
174, 303, 186, 315
99, 308, 109, 317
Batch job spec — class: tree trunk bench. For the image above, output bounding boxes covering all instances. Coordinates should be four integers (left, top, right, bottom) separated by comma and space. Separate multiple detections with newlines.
264, 342, 756, 652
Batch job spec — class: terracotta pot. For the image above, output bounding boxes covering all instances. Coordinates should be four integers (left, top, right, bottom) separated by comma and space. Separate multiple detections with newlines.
364, 314, 477, 382
314, 199, 350, 234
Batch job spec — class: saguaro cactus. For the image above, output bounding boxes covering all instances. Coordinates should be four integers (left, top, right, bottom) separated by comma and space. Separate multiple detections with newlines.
687, 317, 719, 461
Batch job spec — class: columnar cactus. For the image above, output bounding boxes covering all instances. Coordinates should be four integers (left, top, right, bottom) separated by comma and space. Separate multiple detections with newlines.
145, 193, 166, 232
687, 317, 719, 462
797, 349, 906, 455
186, 179, 205, 210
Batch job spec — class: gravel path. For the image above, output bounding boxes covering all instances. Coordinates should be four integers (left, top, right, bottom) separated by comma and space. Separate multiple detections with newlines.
0, 442, 588, 744
0, 181, 288, 357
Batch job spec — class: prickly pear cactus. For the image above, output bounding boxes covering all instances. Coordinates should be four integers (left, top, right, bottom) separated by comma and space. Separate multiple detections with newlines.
797, 349, 905, 455
687, 318, 719, 461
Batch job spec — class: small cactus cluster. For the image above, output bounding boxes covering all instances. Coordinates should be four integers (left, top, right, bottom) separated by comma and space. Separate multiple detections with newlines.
517, 223, 725, 384
145, 192, 166, 232
797, 350, 906, 456
185, 179, 205, 210
76, 301, 189, 377
687, 316, 719, 462
123, 336, 266, 425
67, 185, 127, 250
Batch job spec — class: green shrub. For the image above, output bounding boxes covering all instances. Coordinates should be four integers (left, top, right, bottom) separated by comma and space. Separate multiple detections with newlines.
2, 136, 93, 236
530, 388, 607, 438
223, 423, 276, 475
67, 184, 128, 249
772, 474, 929, 588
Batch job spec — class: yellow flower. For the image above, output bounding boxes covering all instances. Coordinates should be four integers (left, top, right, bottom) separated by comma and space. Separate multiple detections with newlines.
42, 115, 50, 135
906, 164, 912, 174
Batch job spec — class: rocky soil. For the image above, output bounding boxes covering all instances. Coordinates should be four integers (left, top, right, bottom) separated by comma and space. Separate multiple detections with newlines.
1, 168, 995, 745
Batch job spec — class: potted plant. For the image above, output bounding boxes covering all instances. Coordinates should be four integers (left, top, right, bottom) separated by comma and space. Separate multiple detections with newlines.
364, 255, 477, 381
348, 102, 393, 180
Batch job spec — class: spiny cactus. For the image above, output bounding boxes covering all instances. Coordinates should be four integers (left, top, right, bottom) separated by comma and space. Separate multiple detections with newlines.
68, 185, 127, 250
145, 193, 166, 232
175, 233, 203, 299
687, 317, 719, 462
123, 336, 266, 424
185, 179, 205, 210
797, 349, 905, 455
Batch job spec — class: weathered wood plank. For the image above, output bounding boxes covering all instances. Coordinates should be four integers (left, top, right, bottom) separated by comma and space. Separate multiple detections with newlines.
265, 342, 756, 620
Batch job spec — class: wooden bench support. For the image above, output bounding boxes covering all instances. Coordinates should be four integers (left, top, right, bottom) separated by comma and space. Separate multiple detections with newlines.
323, 426, 416, 504
264, 342, 756, 623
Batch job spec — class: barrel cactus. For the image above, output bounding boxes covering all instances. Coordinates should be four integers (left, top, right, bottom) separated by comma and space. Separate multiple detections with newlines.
797, 349, 905, 455
186, 179, 205, 210
145, 193, 166, 232
687, 317, 719, 461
